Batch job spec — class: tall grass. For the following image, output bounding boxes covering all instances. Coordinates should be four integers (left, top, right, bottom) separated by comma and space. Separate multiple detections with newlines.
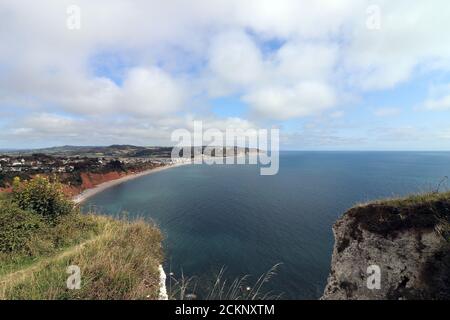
356, 190, 450, 208
169, 263, 283, 300
0, 176, 164, 300
1, 216, 163, 299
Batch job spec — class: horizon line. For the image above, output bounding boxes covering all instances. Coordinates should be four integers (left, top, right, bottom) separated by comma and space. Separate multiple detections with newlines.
2, 145, 450, 153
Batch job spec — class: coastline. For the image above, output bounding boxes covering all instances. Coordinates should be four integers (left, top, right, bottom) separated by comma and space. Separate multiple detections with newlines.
72, 153, 256, 204
72, 162, 189, 204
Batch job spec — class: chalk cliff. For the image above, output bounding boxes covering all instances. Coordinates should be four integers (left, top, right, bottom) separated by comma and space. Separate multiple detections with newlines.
322, 193, 450, 300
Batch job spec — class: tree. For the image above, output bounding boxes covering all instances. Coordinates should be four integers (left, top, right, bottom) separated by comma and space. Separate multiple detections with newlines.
12, 176, 73, 220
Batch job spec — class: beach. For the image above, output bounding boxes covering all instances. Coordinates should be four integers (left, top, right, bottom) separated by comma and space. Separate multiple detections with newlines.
72, 162, 189, 204
72, 154, 255, 204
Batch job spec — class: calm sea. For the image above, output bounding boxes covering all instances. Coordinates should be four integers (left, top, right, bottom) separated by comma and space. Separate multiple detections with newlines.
83, 151, 450, 299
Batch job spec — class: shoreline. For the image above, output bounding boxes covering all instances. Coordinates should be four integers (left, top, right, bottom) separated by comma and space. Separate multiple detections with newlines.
72, 153, 256, 204
72, 162, 189, 204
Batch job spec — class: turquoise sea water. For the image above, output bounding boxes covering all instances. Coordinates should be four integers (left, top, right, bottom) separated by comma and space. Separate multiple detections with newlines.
83, 151, 450, 299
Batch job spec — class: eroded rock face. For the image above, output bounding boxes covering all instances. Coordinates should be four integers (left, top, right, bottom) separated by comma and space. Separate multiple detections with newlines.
322, 201, 450, 300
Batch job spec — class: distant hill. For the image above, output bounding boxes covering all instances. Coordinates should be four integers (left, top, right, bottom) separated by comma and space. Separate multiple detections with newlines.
4, 145, 162, 158
2, 145, 259, 158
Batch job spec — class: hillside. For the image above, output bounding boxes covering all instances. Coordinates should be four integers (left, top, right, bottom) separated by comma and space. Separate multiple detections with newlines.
3, 145, 154, 158
0, 178, 163, 300
322, 192, 450, 300
3, 145, 259, 158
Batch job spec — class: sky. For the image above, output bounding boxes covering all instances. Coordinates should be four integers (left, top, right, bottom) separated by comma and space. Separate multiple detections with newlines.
1, 0, 450, 150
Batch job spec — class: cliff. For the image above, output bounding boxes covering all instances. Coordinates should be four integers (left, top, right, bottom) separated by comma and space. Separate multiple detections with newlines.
63, 171, 128, 196
322, 192, 450, 300
1, 169, 155, 197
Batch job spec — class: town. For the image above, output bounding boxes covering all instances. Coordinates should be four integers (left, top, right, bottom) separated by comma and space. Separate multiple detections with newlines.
0, 145, 180, 189
0, 154, 171, 174
0, 145, 258, 189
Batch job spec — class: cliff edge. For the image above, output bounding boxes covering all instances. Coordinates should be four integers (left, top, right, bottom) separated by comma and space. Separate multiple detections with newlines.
322, 192, 450, 300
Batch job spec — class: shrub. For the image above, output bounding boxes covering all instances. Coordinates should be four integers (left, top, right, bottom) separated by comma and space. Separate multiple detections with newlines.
0, 202, 43, 253
12, 176, 73, 220
3, 217, 164, 299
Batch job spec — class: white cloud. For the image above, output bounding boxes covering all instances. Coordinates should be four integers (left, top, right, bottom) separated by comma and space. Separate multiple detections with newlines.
330, 111, 345, 118
373, 107, 401, 117
1, 65, 186, 118
371, 126, 422, 142
244, 82, 336, 120
206, 33, 340, 119
22, 114, 79, 134
345, 1, 450, 90
208, 31, 265, 92
119, 67, 187, 116
1, 0, 450, 147
425, 95, 450, 110
274, 42, 337, 83
424, 84, 450, 111
233, 0, 362, 39
1, 111, 261, 148
439, 130, 450, 140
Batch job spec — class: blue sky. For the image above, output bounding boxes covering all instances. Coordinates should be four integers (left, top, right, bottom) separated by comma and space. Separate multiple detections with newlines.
1, 0, 450, 150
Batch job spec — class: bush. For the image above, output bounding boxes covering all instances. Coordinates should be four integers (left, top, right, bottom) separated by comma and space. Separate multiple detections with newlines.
0, 202, 43, 253
3, 217, 164, 300
12, 176, 73, 220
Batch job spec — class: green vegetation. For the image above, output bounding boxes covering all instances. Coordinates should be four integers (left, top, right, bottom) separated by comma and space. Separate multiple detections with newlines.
359, 190, 450, 207
169, 264, 282, 300
0, 177, 163, 300
0, 202, 43, 253
350, 191, 450, 240
12, 176, 73, 221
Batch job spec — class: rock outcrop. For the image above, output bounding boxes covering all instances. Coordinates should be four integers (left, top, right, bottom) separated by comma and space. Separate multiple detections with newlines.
322, 193, 450, 300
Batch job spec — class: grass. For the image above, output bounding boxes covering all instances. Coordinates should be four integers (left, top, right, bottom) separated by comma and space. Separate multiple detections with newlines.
0, 192, 9, 201
168, 264, 283, 300
347, 191, 450, 240
0, 211, 163, 300
0, 213, 103, 277
357, 190, 450, 208
0, 177, 164, 300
